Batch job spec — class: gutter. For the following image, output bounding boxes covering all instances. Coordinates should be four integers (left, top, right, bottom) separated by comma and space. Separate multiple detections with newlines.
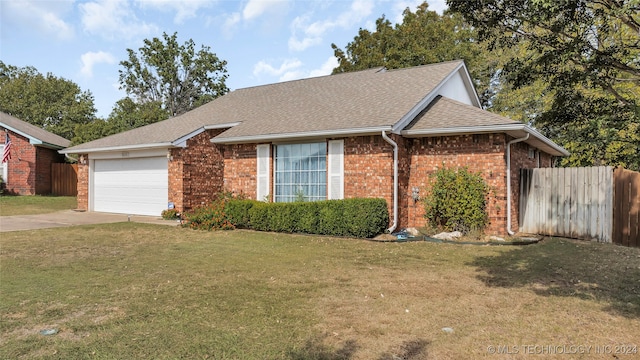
60, 142, 174, 154
506, 133, 529, 236
211, 126, 391, 144
402, 124, 569, 157
381, 131, 398, 233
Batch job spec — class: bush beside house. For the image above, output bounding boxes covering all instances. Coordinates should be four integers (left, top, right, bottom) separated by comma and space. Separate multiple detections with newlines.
183, 197, 389, 238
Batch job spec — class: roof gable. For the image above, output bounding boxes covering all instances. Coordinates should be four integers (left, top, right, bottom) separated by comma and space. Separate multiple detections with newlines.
0, 112, 71, 149
212, 60, 472, 143
402, 96, 569, 156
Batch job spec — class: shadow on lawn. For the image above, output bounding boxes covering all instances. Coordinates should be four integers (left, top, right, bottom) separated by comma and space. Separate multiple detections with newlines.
286, 337, 358, 360
286, 337, 429, 360
469, 237, 640, 318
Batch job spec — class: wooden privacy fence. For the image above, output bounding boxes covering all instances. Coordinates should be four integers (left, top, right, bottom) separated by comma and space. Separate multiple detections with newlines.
51, 163, 77, 196
519, 166, 639, 247
614, 168, 640, 247
519, 167, 613, 242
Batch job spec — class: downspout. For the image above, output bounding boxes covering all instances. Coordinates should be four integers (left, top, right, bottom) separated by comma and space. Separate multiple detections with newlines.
381, 131, 398, 233
64, 153, 77, 163
506, 133, 530, 236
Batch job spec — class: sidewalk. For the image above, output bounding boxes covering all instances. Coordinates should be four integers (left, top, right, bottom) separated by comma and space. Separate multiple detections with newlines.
0, 210, 180, 232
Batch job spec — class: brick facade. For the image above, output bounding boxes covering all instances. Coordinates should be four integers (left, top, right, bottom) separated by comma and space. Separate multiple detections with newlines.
217, 133, 552, 235
75, 131, 554, 235
223, 143, 258, 198
0, 129, 66, 195
168, 129, 226, 213
76, 154, 89, 211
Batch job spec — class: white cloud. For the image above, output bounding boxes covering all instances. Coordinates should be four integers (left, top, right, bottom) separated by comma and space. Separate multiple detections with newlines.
135, 0, 211, 24
288, 0, 374, 52
79, 0, 158, 40
243, 0, 289, 21
253, 57, 338, 83
309, 57, 338, 78
1, 0, 74, 40
80, 51, 116, 78
253, 58, 303, 78
223, 12, 242, 30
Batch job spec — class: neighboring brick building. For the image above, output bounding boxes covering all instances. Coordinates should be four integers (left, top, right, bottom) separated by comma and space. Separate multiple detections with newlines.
0, 112, 70, 195
63, 61, 568, 235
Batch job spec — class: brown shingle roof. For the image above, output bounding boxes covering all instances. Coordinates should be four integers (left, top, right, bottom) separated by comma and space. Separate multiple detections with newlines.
64, 61, 464, 152
0, 112, 71, 148
404, 96, 519, 131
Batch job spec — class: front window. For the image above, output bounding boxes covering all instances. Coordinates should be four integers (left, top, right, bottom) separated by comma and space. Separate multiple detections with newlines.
274, 142, 327, 202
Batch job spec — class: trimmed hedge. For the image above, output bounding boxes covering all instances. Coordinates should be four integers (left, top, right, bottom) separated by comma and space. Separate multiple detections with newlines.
225, 199, 257, 228
225, 198, 389, 238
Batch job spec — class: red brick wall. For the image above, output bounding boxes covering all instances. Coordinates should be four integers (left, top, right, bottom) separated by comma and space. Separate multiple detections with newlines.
168, 129, 226, 212
161, 131, 555, 235
406, 134, 509, 235
217, 134, 556, 235
0, 129, 66, 195
223, 143, 261, 199
76, 154, 89, 211
1, 130, 37, 194
343, 135, 393, 199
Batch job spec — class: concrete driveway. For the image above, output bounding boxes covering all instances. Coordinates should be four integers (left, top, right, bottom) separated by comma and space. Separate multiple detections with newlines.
0, 210, 180, 232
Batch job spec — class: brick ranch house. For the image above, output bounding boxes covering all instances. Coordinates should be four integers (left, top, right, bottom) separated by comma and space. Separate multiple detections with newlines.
1, 112, 71, 195
61, 61, 568, 235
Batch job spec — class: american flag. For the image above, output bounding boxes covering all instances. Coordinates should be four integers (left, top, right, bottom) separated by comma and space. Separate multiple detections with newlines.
2, 132, 11, 163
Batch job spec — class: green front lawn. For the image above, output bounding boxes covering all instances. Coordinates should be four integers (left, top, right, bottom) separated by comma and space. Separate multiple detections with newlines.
0, 195, 77, 216
1, 225, 639, 359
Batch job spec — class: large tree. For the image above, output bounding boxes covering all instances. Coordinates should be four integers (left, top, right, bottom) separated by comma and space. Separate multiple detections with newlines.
119, 32, 229, 117
331, 2, 497, 105
72, 97, 169, 145
0, 62, 96, 140
447, 0, 640, 169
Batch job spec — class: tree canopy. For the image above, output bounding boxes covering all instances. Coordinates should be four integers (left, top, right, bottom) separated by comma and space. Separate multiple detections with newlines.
119, 32, 229, 117
0, 62, 96, 140
331, 2, 496, 105
71, 98, 169, 145
447, 0, 640, 169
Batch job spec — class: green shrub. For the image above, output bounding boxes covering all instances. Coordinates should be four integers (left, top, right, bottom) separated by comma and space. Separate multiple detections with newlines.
423, 166, 489, 234
225, 199, 259, 228
297, 202, 319, 234
247, 201, 271, 231
161, 209, 181, 220
187, 195, 389, 238
182, 197, 234, 231
343, 198, 390, 238
244, 198, 388, 238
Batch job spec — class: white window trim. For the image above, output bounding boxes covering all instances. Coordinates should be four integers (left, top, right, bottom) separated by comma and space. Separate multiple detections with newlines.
327, 139, 344, 200
256, 144, 271, 201
0, 144, 7, 182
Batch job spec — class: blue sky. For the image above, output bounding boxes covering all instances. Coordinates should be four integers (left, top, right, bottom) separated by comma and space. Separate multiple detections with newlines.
0, 0, 447, 118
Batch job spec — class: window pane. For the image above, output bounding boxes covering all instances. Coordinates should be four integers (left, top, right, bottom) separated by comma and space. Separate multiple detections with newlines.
274, 142, 327, 203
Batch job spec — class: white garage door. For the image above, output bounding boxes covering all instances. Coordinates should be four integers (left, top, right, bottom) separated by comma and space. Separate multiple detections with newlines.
93, 156, 168, 216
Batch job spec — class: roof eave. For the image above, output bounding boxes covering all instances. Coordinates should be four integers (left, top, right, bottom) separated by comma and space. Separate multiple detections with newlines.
38, 142, 68, 150
1, 122, 68, 149
211, 126, 392, 144
60, 142, 174, 154
402, 124, 569, 157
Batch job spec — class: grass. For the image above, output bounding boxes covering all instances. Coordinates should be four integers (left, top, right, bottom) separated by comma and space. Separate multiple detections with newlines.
0, 196, 77, 216
1, 224, 640, 359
